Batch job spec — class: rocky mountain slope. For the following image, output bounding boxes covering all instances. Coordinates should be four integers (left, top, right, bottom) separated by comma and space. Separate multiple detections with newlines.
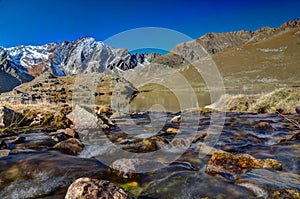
152, 18, 300, 88
0, 72, 138, 108
0, 37, 159, 93
194, 18, 300, 55
0, 48, 34, 93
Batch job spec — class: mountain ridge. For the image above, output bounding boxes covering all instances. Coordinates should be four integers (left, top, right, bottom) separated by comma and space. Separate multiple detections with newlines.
151, 18, 300, 89
196, 18, 300, 55
0, 37, 160, 93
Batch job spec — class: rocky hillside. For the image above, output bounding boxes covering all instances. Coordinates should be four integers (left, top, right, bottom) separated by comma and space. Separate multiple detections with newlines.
0, 72, 138, 108
194, 18, 300, 55
153, 18, 300, 88
0, 37, 159, 93
0, 48, 34, 93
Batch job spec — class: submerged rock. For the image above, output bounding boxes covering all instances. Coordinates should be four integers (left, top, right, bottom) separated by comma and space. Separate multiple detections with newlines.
195, 142, 225, 156
237, 169, 300, 198
166, 127, 181, 134
254, 121, 274, 130
65, 178, 135, 199
206, 152, 282, 180
139, 171, 255, 199
109, 158, 164, 179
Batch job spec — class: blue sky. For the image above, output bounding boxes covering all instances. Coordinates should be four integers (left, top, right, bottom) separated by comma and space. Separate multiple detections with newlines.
0, 0, 299, 48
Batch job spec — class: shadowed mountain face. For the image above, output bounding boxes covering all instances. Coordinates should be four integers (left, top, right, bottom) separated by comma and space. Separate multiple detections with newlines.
0, 71, 24, 93
0, 48, 34, 93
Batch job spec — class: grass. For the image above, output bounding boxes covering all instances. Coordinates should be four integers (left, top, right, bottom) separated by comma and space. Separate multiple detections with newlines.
210, 87, 300, 113
0, 102, 72, 131
252, 88, 300, 113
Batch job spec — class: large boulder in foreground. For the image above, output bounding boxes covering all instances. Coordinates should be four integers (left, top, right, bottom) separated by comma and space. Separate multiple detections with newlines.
0, 106, 24, 128
65, 177, 135, 199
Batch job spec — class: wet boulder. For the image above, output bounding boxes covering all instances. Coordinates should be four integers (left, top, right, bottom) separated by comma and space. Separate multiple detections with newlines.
65, 178, 135, 199
66, 105, 99, 130
109, 158, 164, 180
121, 138, 158, 153
170, 115, 182, 124
166, 127, 180, 134
64, 128, 76, 138
53, 138, 83, 155
206, 152, 282, 181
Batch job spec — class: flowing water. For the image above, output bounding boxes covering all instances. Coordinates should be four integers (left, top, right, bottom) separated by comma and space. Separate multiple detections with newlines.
0, 111, 299, 198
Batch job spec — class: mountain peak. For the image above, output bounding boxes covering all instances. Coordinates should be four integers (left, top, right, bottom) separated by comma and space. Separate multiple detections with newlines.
0, 38, 160, 93
280, 18, 300, 29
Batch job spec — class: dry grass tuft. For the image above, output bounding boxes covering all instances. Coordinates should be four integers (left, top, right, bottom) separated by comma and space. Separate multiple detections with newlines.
209, 87, 300, 113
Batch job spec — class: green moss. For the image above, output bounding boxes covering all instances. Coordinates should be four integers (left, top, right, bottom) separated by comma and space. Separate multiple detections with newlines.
23, 128, 32, 134
119, 182, 144, 197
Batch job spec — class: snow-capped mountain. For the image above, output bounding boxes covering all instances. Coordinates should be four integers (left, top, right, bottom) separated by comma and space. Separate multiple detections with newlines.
5, 37, 139, 76
0, 37, 160, 93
